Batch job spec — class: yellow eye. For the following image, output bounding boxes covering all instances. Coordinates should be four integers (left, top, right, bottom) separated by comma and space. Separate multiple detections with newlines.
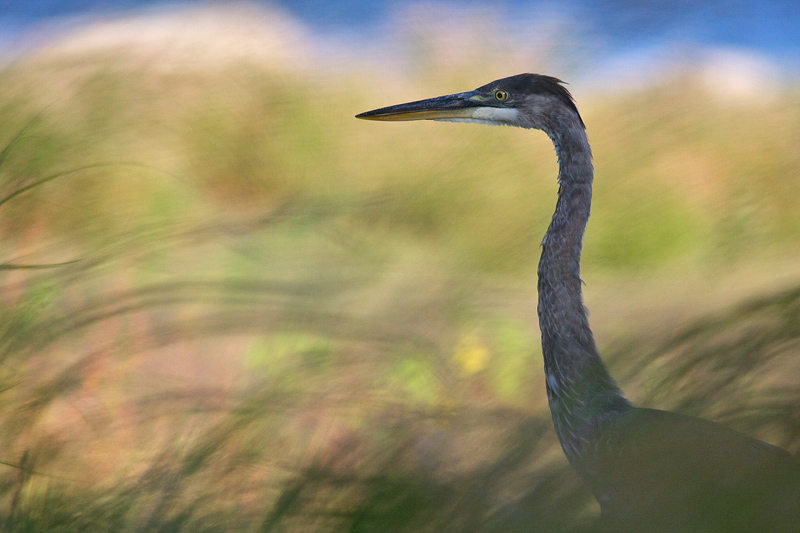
494, 90, 508, 102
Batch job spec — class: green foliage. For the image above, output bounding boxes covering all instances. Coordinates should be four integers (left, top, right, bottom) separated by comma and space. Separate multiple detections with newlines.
3, 56, 800, 272
488, 318, 540, 401
0, 26, 798, 533
588, 180, 702, 268
245, 333, 334, 376
386, 355, 441, 404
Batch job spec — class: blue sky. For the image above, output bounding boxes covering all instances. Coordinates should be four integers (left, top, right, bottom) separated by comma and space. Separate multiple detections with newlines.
2, 0, 799, 74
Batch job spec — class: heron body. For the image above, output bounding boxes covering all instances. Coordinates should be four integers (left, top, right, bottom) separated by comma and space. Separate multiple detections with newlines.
357, 74, 800, 531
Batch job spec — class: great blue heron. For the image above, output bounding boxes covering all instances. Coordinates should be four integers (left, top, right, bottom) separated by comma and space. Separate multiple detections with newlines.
357, 74, 800, 532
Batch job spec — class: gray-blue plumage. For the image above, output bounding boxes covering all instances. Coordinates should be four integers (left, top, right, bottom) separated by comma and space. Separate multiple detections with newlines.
357, 73, 800, 532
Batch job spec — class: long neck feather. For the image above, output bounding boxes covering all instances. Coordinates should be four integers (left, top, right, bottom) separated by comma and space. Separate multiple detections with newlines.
537, 114, 630, 463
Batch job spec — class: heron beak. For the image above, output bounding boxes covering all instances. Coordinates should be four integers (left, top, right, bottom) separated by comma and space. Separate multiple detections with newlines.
356, 90, 490, 121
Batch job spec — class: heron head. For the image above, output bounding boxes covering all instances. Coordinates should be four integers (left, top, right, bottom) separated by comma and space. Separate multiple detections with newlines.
356, 73, 584, 131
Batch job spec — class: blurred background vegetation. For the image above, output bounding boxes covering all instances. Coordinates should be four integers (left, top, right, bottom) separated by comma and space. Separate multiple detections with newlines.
0, 2, 799, 531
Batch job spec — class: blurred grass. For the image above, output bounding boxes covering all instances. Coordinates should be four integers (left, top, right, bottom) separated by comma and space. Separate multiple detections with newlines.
0, 18, 798, 531
2, 52, 800, 271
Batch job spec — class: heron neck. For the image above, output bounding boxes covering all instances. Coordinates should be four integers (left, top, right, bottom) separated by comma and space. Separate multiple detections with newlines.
537, 120, 630, 462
